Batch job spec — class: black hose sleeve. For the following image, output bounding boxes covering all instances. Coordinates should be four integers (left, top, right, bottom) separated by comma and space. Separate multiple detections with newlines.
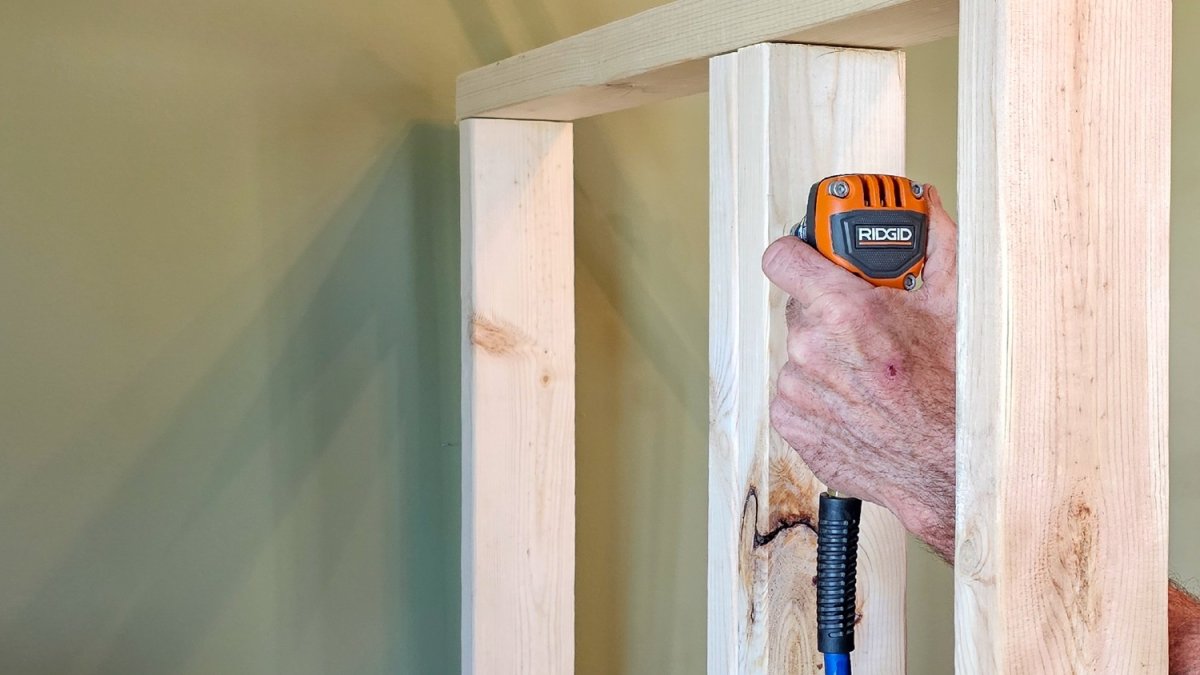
816, 493, 861, 655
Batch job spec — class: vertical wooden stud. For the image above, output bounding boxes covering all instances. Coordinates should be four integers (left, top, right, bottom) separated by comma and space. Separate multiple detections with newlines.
709, 43, 909, 674
956, 0, 1171, 670
461, 119, 575, 674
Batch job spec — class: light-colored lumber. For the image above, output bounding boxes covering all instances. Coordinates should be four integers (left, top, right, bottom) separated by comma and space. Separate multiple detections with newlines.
460, 118, 575, 675
709, 43, 908, 674
457, 0, 957, 121
955, 0, 1171, 670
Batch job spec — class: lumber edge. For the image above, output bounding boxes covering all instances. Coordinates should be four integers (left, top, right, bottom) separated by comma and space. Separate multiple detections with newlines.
456, 0, 957, 121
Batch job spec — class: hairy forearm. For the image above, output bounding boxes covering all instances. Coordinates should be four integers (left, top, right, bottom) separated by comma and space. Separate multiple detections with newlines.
1171, 583, 1200, 673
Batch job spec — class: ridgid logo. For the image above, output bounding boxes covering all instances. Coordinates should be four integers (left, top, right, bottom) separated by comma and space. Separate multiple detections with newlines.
855, 225, 914, 248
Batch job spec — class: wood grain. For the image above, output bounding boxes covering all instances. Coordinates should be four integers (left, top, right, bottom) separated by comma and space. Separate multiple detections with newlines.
955, 0, 1171, 670
457, 0, 957, 121
460, 119, 575, 675
708, 43, 908, 674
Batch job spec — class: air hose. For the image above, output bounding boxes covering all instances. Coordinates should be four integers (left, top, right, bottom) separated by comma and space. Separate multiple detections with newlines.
817, 492, 861, 675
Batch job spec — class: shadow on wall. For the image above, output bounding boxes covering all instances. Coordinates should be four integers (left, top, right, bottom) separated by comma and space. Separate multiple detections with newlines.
573, 103, 710, 675
0, 124, 461, 675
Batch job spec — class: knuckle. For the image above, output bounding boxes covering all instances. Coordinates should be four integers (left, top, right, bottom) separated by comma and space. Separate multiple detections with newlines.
813, 293, 862, 328
807, 294, 840, 319
775, 366, 807, 403
786, 331, 818, 366
769, 397, 795, 435
866, 286, 891, 301
796, 329, 836, 370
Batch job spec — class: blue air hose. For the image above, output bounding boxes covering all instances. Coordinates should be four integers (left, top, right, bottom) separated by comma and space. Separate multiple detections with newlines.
823, 652, 851, 675
817, 493, 861, 675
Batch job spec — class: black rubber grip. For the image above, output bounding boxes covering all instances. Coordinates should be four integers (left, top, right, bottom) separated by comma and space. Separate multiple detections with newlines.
817, 493, 862, 655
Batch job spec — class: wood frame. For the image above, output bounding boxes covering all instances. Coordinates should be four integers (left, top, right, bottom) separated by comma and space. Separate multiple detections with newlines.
460, 119, 575, 674
708, 44, 907, 674
458, 0, 1172, 672
457, 0, 958, 121
954, 0, 1171, 670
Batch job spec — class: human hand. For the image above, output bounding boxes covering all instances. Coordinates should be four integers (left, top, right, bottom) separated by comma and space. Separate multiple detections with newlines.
762, 186, 958, 560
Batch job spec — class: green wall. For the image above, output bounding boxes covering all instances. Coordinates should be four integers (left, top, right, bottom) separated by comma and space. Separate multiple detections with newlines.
0, 1, 1195, 673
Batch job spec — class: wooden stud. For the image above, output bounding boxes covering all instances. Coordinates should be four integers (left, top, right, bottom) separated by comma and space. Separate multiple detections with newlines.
955, 0, 1171, 670
460, 119, 575, 675
709, 43, 909, 674
457, 0, 957, 122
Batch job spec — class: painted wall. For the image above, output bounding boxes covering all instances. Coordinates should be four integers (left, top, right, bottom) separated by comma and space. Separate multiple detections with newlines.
0, 1, 1195, 673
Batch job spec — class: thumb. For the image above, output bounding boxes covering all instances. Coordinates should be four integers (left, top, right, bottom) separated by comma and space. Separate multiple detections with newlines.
923, 185, 957, 288
763, 235, 870, 307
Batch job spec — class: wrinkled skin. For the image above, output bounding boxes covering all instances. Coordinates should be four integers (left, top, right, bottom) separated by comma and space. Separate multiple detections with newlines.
761, 187, 1200, 671
761, 186, 956, 559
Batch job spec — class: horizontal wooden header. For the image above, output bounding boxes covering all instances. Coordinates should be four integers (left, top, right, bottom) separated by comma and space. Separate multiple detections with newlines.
456, 0, 957, 122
